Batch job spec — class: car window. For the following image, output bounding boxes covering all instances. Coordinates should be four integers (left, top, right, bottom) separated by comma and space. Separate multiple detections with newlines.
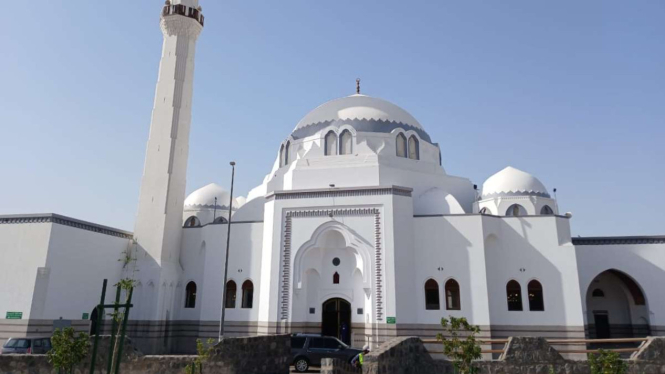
291, 337, 306, 349
43, 339, 52, 349
324, 338, 341, 349
3, 339, 17, 348
33, 339, 42, 348
309, 338, 325, 349
6, 339, 30, 348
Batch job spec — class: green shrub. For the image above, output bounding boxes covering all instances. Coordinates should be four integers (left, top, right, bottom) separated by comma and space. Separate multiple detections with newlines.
437, 316, 482, 374
47, 327, 90, 374
588, 349, 628, 374
184, 338, 216, 374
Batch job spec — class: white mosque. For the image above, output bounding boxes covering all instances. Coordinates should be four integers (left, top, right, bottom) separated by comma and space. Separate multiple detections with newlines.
1, 0, 664, 355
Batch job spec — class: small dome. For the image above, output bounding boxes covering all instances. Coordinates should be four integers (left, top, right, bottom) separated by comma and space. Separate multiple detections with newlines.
291, 94, 431, 142
232, 197, 264, 222
482, 167, 550, 198
413, 187, 465, 215
184, 183, 231, 209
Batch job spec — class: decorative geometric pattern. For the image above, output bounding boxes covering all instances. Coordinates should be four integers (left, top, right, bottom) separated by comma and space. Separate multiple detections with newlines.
272, 186, 411, 201
573, 236, 665, 245
280, 207, 383, 321
280, 214, 292, 320
374, 211, 383, 320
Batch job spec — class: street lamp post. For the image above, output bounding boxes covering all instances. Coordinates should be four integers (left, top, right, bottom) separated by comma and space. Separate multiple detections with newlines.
219, 161, 236, 341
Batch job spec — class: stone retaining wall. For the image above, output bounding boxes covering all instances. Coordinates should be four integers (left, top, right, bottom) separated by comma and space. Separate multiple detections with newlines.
0, 334, 290, 374
321, 358, 361, 374
342, 336, 665, 374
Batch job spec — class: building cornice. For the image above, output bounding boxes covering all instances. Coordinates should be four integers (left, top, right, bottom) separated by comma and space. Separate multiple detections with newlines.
266, 185, 412, 201
572, 236, 665, 246
0, 213, 133, 239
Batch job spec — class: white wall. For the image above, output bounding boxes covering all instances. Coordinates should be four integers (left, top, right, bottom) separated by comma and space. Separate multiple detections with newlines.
412, 215, 491, 326
41, 224, 128, 320
576, 242, 665, 334
0, 222, 52, 320
481, 216, 584, 328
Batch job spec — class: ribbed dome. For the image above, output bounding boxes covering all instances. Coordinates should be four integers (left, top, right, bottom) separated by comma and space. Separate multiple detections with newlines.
482, 167, 550, 198
184, 183, 231, 208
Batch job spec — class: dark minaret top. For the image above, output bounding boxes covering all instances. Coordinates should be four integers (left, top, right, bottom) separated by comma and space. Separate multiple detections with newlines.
356, 78, 361, 94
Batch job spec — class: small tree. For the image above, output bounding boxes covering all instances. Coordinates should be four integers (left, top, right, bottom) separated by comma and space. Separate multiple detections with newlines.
437, 316, 482, 374
588, 349, 628, 374
47, 327, 90, 374
184, 338, 216, 374
108, 278, 136, 374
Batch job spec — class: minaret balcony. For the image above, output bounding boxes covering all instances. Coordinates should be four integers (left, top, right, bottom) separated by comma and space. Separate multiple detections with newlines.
162, 4, 204, 27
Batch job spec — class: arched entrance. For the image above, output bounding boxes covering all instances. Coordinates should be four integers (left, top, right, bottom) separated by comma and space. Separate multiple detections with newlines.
586, 269, 650, 338
89, 307, 99, 336
322, 298, 351, 345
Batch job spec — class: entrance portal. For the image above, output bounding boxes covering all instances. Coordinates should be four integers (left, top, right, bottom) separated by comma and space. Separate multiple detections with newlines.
322, 298, 351, 345
586, 269, 650, 338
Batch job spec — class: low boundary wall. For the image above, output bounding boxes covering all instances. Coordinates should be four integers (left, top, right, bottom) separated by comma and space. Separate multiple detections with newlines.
0, 334, 290, 374
329, 336, 665, 374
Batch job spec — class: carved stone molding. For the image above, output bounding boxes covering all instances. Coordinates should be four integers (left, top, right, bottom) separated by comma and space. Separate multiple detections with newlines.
279, 207, 383, 322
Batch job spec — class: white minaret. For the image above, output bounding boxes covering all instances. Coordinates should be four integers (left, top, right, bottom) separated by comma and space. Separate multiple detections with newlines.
133, 0, 204, 321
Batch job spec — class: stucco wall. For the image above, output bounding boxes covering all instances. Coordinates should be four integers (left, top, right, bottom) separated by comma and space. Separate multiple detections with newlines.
576, 242, 665, 336
0, 222, 52, 321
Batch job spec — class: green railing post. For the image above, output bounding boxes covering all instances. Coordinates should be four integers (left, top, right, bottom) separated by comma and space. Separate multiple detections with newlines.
113, 287, 133, 374
89, 279, 108, 374
106, 284, 122, 374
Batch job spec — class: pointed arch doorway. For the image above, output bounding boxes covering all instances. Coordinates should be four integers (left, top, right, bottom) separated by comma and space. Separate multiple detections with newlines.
322, 298, 351, 345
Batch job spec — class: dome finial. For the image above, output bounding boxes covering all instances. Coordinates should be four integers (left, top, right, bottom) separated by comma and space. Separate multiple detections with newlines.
356, 78, 361, 94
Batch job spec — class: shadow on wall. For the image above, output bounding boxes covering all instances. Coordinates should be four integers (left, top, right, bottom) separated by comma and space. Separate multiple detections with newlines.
482, 217, 573, 340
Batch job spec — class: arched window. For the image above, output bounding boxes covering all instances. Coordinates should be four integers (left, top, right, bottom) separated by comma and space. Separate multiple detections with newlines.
184, 281, 197, 308
445, 279, 461, 310
592, 288, 605, 298
505, 204, 526, 217
184, 216, 201, 227
528, 280, 544, 311
506, 280, 523, 311
408, 135, 419, 160
396, 133, 407, 158
339, 130, 352, 155
225, 280, 236, 309
279, 144, 285, 167
540, 205, 554, 215
325, 131, 337, 156
241, 280, 254, 309
284, 141, 290, 165
479, 207, 490, 215
213, 216, 228, 224
424, 279, 440, 310
333, 272, 340, 284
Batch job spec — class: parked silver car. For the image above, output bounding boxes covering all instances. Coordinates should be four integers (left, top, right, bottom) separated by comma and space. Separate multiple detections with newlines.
1, 337, 52, 354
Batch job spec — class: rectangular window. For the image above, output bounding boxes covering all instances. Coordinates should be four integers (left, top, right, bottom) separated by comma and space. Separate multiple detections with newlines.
291, 337, 306, 349
309, 338, 325, 349
324, 338, 341, 349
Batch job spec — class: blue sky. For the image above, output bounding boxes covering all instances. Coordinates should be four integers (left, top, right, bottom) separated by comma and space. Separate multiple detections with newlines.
1, 1, 663, 236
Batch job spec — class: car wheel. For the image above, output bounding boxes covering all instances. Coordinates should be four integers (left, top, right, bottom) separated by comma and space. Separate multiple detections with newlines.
294, 357, 309, 372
